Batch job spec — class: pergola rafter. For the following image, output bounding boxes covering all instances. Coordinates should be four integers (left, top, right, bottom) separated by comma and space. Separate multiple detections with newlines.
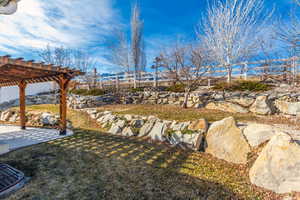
0, 55, 84, 135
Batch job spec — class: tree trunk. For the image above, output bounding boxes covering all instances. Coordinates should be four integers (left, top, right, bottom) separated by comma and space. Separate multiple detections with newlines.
227, 69, 232, 84
181, 88, 191, 109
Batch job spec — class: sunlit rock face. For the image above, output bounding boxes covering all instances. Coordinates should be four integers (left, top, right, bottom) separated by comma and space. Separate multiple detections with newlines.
0, 0, 20, 15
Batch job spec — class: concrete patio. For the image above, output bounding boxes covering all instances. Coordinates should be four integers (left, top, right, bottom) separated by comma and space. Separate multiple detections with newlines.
0, 125, 73, 155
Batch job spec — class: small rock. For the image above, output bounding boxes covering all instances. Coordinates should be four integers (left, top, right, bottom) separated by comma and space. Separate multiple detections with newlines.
138, 119, 156, 137
249, 96, 274, 115
170, 121, 190, 131
188, 119, 208, 133
124, 114, 134, 121
148, 121, 168, 141
169, 131, 203, 151
205, 102, 249, 113
130, 119, 144, 128
108, 124, 122, 135
121, 127, 135, 137
229, 97, 255, 107
275, 100, 300, 115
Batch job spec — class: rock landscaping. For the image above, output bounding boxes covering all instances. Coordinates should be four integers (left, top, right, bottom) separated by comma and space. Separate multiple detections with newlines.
0, 86, 300, 195
0, 109, 72, 128
2, 86, 300, 118
82, 108, 300, 194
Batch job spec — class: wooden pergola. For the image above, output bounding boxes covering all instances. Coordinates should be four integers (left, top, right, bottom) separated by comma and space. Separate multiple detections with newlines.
0, 55, 84, 135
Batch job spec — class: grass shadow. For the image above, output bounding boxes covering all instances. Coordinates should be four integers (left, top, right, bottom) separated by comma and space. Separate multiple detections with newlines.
0, 128, 280, 200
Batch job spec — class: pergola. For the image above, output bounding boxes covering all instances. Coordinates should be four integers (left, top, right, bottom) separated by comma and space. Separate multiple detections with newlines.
0, 55, 84, 135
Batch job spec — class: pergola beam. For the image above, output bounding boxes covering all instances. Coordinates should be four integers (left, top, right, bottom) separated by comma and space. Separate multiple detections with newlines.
0, 55, 84, 134
18, 80, 27, 130
56, 74, 70, 135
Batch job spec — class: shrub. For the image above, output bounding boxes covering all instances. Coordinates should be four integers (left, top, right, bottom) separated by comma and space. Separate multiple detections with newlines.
212, 80, 271, 92
70, 88, 105, 96
86, 89, 105, 96
70, 89, 88, 95
165, 84, 186, 93
130, 87, 144, 93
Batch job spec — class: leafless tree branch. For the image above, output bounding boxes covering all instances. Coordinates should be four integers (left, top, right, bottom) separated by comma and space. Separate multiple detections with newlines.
197, 0, 273, 83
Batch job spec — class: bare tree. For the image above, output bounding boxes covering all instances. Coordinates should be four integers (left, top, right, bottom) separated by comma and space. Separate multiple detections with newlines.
38, 45, 96, 90
197, 0, 273, 83
107, 3, 146, 88
158, 42, 212, 108
109, 30, 131, 73
277, 13, 300, 57
131, 3, 146, 86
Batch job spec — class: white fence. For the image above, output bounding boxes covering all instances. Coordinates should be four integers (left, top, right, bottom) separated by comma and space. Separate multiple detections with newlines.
78, 57, 300, 89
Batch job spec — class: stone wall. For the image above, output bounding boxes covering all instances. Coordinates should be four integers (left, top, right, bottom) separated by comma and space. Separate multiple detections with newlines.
1, 86, 300, 117
84, 108, 300, 194
68, 88, 300, 117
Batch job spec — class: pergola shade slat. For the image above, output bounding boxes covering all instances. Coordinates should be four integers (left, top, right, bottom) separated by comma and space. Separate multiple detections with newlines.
0, 55, 84, 135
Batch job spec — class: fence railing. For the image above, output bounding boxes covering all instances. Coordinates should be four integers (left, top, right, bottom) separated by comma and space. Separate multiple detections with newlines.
77, 56, 300, 89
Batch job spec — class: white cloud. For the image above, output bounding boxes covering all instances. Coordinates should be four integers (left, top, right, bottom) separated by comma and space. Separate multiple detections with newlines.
0, 0, 120, 60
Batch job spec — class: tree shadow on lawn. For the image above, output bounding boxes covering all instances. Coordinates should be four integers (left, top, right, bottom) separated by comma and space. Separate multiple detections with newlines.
0, 128, 275, 200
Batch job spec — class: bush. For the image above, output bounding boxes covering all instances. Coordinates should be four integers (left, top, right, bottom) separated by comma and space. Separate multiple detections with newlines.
212, 80, 271, 92
86, 89, 105, 96
70, 88, 105, 96
70, 89, 88, 95
130, 87, 144, 93
165, 84, 186, 93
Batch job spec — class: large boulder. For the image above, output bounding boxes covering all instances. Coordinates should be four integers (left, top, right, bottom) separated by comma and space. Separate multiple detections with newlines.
274, 100, 300, 115
169, 131, 203, 151
205, 117, 251, 164
243, 123, 276, 147
205, 102, 249, 113
249, 96, 274, 115
229, 97, 255, 107
249, 132, 300, 194
148, 121, 168, 142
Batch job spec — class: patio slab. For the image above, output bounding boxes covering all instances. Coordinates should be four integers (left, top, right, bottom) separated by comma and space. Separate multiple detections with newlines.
0, 125, 73, 155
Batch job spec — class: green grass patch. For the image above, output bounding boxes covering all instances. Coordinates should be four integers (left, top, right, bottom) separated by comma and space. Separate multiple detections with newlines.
212, 80, 271, 92
70, 88, 105, 96
100, 104, 259, 123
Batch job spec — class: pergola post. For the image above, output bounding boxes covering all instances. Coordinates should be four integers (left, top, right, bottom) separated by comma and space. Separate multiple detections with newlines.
56, 75, 70, 135
18, 80, 27, 130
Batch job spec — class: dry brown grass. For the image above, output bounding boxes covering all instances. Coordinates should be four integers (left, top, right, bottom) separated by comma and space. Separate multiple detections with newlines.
96, 104, 259, 122
0, 104, 296, 199
1, 129, 284, 200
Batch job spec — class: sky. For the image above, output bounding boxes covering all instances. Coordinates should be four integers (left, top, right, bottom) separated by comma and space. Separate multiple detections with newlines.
0, 0, 299, 73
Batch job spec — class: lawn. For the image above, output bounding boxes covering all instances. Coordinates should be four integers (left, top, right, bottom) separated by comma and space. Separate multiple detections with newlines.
0, 105, 288, 199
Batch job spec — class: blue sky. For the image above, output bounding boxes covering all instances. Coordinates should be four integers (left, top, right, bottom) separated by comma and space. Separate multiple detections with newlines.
0, 0, 299, 73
